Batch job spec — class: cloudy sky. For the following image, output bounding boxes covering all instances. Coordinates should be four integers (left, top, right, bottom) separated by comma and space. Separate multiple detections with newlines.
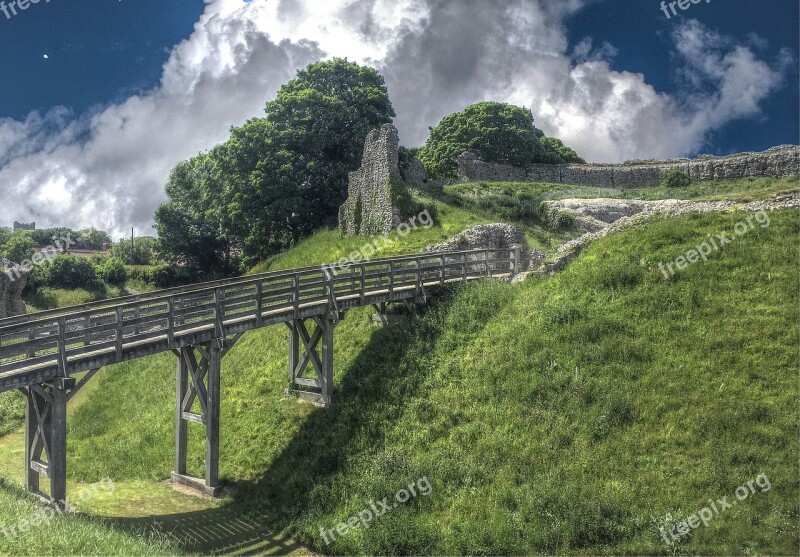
0, 0, 797, 237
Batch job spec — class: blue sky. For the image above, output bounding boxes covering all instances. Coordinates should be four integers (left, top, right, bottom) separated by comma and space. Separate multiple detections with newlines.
0, 0, 797, 233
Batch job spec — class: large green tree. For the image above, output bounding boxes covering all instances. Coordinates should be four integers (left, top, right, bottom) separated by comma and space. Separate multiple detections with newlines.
419, 101, 585, 179
155, 149, 238, 278
156, 59, 395, 272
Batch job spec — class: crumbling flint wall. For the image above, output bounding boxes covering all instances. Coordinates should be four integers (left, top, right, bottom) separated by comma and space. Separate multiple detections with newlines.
0, 258, 28, 318
426, 224, 545, 273
340, 124, 410, 236
457, 145, 800, 188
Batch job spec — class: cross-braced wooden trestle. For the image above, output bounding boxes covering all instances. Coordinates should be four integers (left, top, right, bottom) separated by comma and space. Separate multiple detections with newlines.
171, 335, 240, 497
286, 313, 342, 406
20, 371, 99, 508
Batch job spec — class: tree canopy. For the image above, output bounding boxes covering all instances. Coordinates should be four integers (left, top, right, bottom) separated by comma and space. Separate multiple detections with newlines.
418, 102, 585, 179
155, 59, 395, 274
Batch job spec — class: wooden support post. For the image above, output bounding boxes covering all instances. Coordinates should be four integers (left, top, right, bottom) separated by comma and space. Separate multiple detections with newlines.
320, 315, 334, 405
24, 378, 74, 508
286, 315, 337, 406
171, 343, 223, 497
174, 349, 188, 476
24, 387, 43, 494
205, 341, 222, 491
49, 378, 69, 508
288, 322, 299, 389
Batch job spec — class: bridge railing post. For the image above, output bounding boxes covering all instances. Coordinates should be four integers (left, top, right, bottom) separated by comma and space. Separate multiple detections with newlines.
167, 297, 175, 349
213, 289, 225, 338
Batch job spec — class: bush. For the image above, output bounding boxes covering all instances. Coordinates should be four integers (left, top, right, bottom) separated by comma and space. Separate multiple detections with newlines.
2, 234, 35, 263
552, 211, 575, 230
661, 169, 691, 188
110, 237, 158, 265
418, 101, 585, 179
419, 102, 541, 179
94, 257, 128, 286
40, 255, 100, 289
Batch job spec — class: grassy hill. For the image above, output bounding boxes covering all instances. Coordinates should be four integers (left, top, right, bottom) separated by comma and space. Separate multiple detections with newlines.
0, 179, 797, 556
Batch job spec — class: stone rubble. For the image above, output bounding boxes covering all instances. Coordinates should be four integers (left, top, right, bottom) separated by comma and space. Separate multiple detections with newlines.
425, 223, 546, 274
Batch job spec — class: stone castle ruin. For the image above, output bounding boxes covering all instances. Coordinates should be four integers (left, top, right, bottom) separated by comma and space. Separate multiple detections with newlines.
0, 258, 28, 318
339, 124, 424, 236
458, 145, 800, 187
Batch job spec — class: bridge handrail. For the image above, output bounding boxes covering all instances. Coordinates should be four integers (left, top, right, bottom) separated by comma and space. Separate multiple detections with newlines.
0, 249, 521, 384
0, 248, 506, 328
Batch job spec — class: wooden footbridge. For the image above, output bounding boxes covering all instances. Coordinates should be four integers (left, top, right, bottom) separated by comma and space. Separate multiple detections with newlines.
0, 248, 522, 506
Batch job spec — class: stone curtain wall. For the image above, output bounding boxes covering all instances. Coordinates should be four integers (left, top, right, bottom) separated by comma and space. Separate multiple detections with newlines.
340, 124, 421, 236
457, 145, 800, 188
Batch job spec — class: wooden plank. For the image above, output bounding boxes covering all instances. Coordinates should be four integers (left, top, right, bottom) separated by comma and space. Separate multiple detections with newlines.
181, 411, 206, 425
29, 459, 50, 477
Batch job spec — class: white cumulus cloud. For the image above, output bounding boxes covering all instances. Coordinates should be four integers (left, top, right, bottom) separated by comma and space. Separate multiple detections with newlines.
0, 0, 792, 237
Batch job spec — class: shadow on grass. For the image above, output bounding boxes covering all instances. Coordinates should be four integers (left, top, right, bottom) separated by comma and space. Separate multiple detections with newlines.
106, 289, 470, 555
112, 509, 302, 556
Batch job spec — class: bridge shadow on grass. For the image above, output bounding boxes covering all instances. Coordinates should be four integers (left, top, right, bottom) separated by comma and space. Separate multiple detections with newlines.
230, 297, 450, 523
113, 509, 306, 556
109, 290, 464, 555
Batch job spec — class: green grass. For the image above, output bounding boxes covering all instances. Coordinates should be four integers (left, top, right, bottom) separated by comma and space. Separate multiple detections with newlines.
440, 177, 800, 250
0, 178, 796, 555
0, 477, 181, 557
445, 176, 798, 205
23, 285, 126, 313
249, 193, 491, 274
615, 176, 799, 202
16, 208, 794, 555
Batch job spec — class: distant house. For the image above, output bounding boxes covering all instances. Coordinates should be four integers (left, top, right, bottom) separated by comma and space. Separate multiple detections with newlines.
13, 221, 35, 232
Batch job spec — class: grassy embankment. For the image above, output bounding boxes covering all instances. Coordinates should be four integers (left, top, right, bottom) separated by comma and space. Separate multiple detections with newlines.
0, 178, 797, 555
